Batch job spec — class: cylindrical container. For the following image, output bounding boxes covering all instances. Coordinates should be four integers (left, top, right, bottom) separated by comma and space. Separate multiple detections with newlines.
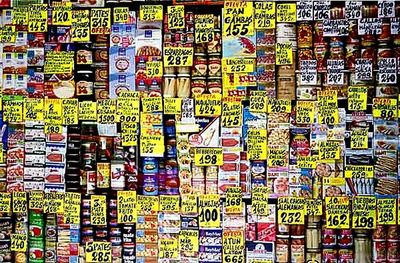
314, 44, 328, 70
307, 249, 322, 263
355, 236, 372, 263
163, 74, 176, 97
322, 248, 337, 263
276, 23, 296, 38
177, 74, 191, 98
338, 249, 354, 263
373, 240, 387, 262
207, 77, 222, 94
297, 22, 313, 48
306, 227, 321, 249
338, 229, 353, 249
208, 56, 221, 77
346, 44, 360, 70
291, 236, 305, 263
192, 55, 207, 77
378, 22, 391, 43
276, 235, 290, 263
388, 226, 400, 240
387, 240, 400, 262
191, 78, 206, 96
322, 228, 337, 248
373, 226, 387, 240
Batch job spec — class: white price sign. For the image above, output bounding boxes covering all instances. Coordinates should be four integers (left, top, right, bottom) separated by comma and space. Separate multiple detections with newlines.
313, 0, 330, 20
327, 59, 345, 85
297, 0, 313, 21
358, 18, 382, 35
345, 1, 362, 19
378, 58, 397, 84
378, 0, 395, 18
355, 59, 373, 81
391, 18, 400, 35
323, 19, 349, 37
300, 60, 317, 85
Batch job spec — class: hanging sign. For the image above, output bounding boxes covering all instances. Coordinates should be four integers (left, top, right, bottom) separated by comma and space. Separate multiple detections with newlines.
91, 195, 107, 226
90, 8, 111, 35
254, 2, 275, 29
199, 194, 220, 228
72, 10, 90, 42
352, 196, 376, 229
223, 1, 254, 37
325, 196, 350, 229
277, 197, 305, 225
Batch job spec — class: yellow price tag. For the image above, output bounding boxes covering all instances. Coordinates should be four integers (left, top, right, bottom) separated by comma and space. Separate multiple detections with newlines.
305, 199, 323, 216
91, 8, 111, 35
142, 97, 163, 113
79, 101, 97, 120
140, 5, 163, 21
268, 147, 288, 168
117, 96, 140, 123
251, 186, 269, 215
64, 192, 81, 225
181, 194, 197, 214
12, 192, 27, 213
249, 92, 268, 113
44, 192, 64, 214
276, 3, 297, 22
13, 7, 29, 25
199, 194, 220, 228
297, 156, 317, 169
121, 122, 138, 147
160, 195, 180, 212
29, 191, 44, 210
85, 242, 112, 263
140, 135, 165, 157
377, 198, 397, 225
195, 94, 222, 116
222, 230, 245, 263
179, 230, 199, 253
52, 2, 72, 26
72, 10, 90, 42
44, 124, 63, 134
163, 47, 194, 67
352, 196, 376, 229
164, 98, 182, 115
146, 61, 163, 77
319, 141, 341, 160
28, 4, 47, 32
159, 238, 179, 259
117, 191, 136, 224
268, 98, 291, 113
24, 98, 44, 121
195, 14, 214, 43
137, 195, 159, 215
62, 99, 78, 125
255, 2, 275, 29
167, 5, 185, 29
222, 97, 242, 127
3, 98, 23, 123
91, 195, 107, 226
45, 98, 63, 125
278, 197, 305, 224
113, 7, 129, 24
247, 129, 267, 160
276, 42, 293, 65
0, 193, 11, 213
318, 107, 339, 125
325, 197, 350, 229
225, 187, 242, 214
223, 1, 254, 37
296, 101, 314, 124
0, 26, 16, 43
373, 98, 398, 119
345, 165, 374, 178
11, 234, 27, 252
194, 148, 223, 166
222, 58, 254, 73
97, 99, 117, 124
350, 128, 368, 149
348, 86, 368, 111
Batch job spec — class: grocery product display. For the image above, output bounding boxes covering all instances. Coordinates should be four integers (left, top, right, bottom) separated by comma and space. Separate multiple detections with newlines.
1, 0, 400, 262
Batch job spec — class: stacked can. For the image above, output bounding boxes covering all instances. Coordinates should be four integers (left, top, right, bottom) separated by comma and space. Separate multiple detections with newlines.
65, 126, 81, 192
163, 11, 194, 98
24, 122, 45, 192
136, 207, 158, 262
80, 123, 97, 195
0, 209, 12, 262
28, 210, 44, 263
256, 28, 276, 97
80, 198, 92, 245
276, 21, 296, 100
354, 230, 372, 263
122, 223, 136, 262
109, 199, 122, 262
92, 35, 109, 100
306, 216, 322, 263
322, 226, 354, 262
56, 213, 80, 262
6, 124, 24, 192
373, 225, 400, 262
75, 43, 94, 99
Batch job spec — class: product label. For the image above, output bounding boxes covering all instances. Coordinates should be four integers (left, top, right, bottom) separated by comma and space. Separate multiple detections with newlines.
222, 97, 242, 127
297, 0, 313, 21
223, 1, 254, 37
377, 198, 397, 225
318, 141, 341, 160
97, 99, 117, 124
146, 61, 163, 77
350, 128, 368, 149
24, 98, 44, 121
195, 93, 222, 116
28, 4, 47, 32
358, 18, 382, 35
249, 91, 268, 113
251, 186, 269, 216
86, 242, 112, 263
199, 194, 220, 228
297, 156, 317, 169
323, 19, 349, 36
90, 8, 111, 35
305, 199, 323, 216
355, 58, 373, 81
194, 148, 223, 166
313, 0, 330, 20
137, 195, 159, 214
222, 58, 254, 73
163, 47, 193, 67
278, 197, 305, 224
79, 101, 97, 120
296, 101, 315, 124
348, 86, 368, 111
195, 14, 214, 43
44, 51, 74, 74
44, 192, 64, 214
159, 238, 179, 259
378, 0, 395, 18
267, 98, 291, 113
345, 1, 362, 19
10, 234, 27, 252
164, 98, 182, 115
254, 2, 275, 29
62, 99, 78, 125
91, 195, 107, 226
352, 196, 376, 229
225, 187, 242, 214
121, 122, 138, 147
378, 58, 397, 84
325, 196, 350, 229
167, 5, 185, 29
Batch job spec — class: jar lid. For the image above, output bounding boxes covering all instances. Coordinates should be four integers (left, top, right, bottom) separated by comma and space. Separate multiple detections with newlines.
208, 77, 222, 80
177, 74, 190, 77
194, 53, 207, 56
163, 74, 177, 77
191, 77, 207, 80
276, 235, 290, 238
291, 235, 305, 239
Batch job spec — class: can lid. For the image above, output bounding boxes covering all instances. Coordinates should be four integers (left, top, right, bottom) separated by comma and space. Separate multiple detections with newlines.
177, 73, 190, 77
276, 234, 290, 238
291, 235, 305, 239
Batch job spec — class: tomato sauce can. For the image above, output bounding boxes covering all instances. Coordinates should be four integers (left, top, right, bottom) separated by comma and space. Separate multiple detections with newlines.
338, 249, 353, 263
322, 248, 338, 263
306, 249, 322, 263
387, 240, 400, 261
373, 240, 387, 261
338, 229, 353, 248
322, 228, 337, 248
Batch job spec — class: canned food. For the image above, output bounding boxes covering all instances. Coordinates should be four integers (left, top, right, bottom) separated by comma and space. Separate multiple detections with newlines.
298, 22, 313, 48
338, 229, 353, 248
322, 228, 337, 248
307, 249, 322, 263
314, 44, 328, 70
373, 240, 387, 261
387, 240, 400, 261
338, 249, 353, 263
373, 225, 387, 240
208, 56, 221, 77
306, 227, 321, 249
276, 235, 290, 263
191, 78, 206, 95
207, 78, 222, 94
378, 22, 391, 43
322, 248, 338, 263
291, 236, 305, 263
388, 226, 400, 239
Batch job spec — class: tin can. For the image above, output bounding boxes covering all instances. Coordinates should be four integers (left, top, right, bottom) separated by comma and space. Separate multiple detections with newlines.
192, 56, 207, 77
297, 22, 313, 48
314, 44, 328, 70
338, 249, 353, 263
388, 226, 400, 239
378, 22, 391, 43
338, 229, 353, 248
346, 44, 360, 69
322, 228, 337, 248
291, 236, 305, 263
373, 240, 387, 261
322, 248, 338, 263
330, 7, 344, 19
191, 78, 206, 95
307, 249, 322, 263
208, 56, 221, 77
378, 47, 393, 58
387, 240, 400, 261
207, 77, 222, 94
29, 239, 45, 263
373, 225, 387, 240
29, 210, 44, 239
276, 235, 290, 263
306, 227, 321, 249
